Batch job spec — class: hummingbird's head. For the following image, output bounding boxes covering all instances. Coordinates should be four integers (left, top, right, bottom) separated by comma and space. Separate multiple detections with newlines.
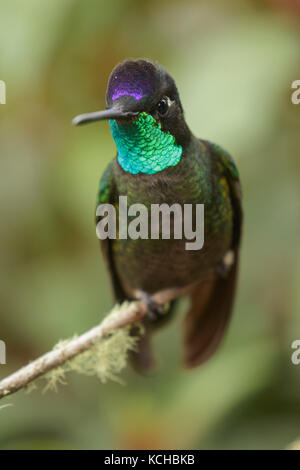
73, 59, 191, 174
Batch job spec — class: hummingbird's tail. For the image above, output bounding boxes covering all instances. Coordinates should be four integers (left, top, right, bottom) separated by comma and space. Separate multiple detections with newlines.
129, 300, 178, 373
128, 323, 155, 373
183, 255, 239, 368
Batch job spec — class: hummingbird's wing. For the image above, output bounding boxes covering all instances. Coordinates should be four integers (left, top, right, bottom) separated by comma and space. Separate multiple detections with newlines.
96, 160, 126, 302
183, 141, 243, 368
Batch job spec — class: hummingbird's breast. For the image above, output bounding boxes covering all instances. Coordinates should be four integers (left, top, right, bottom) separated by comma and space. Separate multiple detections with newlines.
111, 138, 233, 298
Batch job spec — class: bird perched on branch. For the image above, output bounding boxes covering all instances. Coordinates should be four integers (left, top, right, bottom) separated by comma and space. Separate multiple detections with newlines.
73, 59, 242, 371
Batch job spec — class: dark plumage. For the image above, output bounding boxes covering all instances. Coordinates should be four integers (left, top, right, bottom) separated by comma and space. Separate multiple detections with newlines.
73, 59, 243, 371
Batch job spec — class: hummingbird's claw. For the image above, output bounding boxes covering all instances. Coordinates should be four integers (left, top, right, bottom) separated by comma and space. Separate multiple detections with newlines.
139, 292, 168, 321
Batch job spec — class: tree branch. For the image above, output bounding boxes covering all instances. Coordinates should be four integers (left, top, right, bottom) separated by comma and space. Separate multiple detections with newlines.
0, 300, 147, 400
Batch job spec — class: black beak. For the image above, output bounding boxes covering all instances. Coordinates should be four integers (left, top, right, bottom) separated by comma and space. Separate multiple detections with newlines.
72, 107, 139, 126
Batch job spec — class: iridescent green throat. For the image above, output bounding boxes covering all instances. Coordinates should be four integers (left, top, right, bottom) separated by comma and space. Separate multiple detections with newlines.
109, 112, 183, 175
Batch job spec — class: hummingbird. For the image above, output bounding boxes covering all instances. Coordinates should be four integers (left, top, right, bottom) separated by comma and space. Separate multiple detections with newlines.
73, 59, 242, 371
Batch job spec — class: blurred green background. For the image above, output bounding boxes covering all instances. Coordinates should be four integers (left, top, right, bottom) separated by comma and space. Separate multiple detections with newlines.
0, 0, 300, 450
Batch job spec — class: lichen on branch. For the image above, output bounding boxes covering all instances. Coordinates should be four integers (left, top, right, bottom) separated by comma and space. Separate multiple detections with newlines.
0, 300, 147, 400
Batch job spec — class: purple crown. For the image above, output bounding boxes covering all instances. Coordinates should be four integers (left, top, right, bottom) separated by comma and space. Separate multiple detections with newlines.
107, 60, 157, 104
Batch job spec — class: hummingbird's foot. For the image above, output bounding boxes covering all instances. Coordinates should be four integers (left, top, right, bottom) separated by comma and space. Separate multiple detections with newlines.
139, 292, 169, 321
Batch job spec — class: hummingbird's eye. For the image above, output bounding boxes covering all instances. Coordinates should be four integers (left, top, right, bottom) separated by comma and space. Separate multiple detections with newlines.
157, 97, 169, 116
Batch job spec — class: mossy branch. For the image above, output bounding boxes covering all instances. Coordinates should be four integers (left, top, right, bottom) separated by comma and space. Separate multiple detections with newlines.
0, 300, 147, 400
